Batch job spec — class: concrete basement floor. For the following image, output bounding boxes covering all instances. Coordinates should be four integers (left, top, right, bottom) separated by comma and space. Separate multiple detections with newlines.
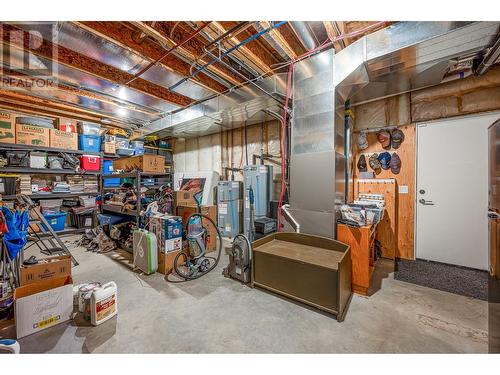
13, 237, 488, 353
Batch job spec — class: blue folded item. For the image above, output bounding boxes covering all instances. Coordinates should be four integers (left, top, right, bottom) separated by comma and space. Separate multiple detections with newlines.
1, 207, 29, 259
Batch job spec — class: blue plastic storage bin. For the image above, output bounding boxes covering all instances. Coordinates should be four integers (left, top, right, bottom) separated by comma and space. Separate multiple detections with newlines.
97, 213, 125, 226
41, 212, 67, 232
103, 159, 120, 187
78, 134, 101, 153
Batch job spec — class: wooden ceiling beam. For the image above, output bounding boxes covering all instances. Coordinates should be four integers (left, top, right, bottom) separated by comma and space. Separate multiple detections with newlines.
1, 23, 193, 107
323, 21, 346, 51
76, 21, 232, 91
213, 21, 284, 73
258, 21, 298, 59
275, 22, 308, 57
0, 89, 129, 125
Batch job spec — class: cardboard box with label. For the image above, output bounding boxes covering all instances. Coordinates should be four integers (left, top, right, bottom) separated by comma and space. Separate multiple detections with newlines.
14, 276, 73, 339
15, 123, 50, 147
103, 135, 116, 154
56, 117, 77, 133
0, 111, 16, 144
20, 255, 71, 286
149, 214, 183, 274
177, 205, 217, 252
173, 190, 195, 208
113, 154, 165, 173
104, 142, 116, 154
50, 129, 78, 150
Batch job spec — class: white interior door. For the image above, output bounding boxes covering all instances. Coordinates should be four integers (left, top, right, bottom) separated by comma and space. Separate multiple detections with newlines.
416, 112, 500, 270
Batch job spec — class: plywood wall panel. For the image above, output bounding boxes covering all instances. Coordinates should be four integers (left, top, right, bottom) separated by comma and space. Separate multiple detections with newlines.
352, 124, 416, 259
355, 179, 397, 260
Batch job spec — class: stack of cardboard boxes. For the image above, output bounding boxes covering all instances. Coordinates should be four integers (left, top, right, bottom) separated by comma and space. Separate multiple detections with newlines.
12, 255, 73, 339
148, 190, 218, 276
0, 111, 78, 150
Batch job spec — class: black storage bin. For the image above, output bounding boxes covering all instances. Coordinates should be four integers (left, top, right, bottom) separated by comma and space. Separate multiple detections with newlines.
0, 176, 16, 195
77, 212, 97, 229
70, 210, 97, 229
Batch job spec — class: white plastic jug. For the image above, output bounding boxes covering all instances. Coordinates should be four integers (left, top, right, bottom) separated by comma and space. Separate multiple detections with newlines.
78, 282, 101, 312
90, 281, 117, 326
0, 339, 20, 354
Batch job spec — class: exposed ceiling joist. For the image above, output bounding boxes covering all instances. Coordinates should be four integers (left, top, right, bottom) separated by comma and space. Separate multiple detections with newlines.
259, 21, 298, 59
0, 89, 134, 128
323, 21, 346, 51
1, 23, 193, 107
274, 22, 308, 57
1, 67, 160, 118
212, 21, 283, 73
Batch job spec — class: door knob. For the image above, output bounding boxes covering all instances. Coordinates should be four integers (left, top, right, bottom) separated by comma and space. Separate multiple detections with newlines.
488, 211, 500, 219
419, 199, 434, 205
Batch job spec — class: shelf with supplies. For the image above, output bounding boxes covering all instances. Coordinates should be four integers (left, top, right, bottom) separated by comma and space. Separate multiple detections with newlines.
100, 170, 172, 227
0, 167, 100, 175
1, 192, 99, 200
102, 171, 171, 179
0, 142, 102, 156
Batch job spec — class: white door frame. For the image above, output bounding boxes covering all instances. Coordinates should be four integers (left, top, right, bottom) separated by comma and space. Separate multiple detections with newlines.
414, 110, 500, 266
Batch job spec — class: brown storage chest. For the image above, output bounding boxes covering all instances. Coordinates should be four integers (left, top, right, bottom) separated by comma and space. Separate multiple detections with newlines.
252, 232, 352, 321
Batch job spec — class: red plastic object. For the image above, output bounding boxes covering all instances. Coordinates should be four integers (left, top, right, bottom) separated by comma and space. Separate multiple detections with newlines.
79, 155, 101, 171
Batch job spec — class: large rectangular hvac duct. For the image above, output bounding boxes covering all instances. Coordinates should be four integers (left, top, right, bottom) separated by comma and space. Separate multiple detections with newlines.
288, 49, 346, 238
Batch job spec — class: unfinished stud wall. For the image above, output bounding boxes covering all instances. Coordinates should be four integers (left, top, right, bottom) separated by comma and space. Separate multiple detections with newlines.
173, 120, 282, 200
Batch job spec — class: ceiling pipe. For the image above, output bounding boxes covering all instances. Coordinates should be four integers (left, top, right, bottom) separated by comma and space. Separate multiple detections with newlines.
125, 22, 211, 85
169, 21, 287, 94
475, 33, 500, 75
204, 21, 251, 50
289, 21, 317, 50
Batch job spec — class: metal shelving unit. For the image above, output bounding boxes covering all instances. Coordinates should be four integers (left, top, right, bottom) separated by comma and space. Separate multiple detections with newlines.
0, 142, 101, 156
0, 143, 103, 238
101, 170, 172, 227
1, 192, 99, 200
0, 167, 100, 175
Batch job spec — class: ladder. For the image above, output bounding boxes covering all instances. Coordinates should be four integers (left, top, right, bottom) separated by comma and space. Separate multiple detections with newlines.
16, 195, 79, 266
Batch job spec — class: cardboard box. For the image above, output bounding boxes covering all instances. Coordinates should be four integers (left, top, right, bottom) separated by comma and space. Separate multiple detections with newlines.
163, 249, 183, 275
149, 214, 183, 274
173, 191, 196, 208
14, 276, 73, 339
156, 242, 183, 275
113, 154, 165, 173
104, 142, 116, 154
15, 123, 50, 147
20, 255, 71, 286
56, 117, 77, 133
0, 111, 16, 144
50, 129, 78, 150
177, 205, 218, 252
